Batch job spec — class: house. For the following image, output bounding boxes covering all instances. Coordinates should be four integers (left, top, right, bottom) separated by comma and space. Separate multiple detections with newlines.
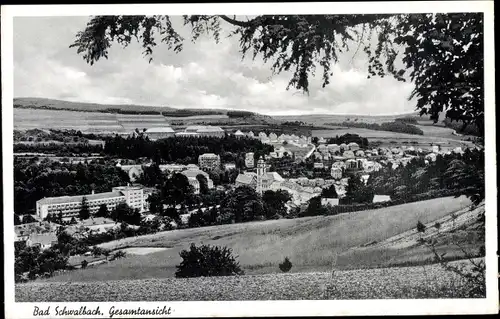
321, 198, 339, 207
343, 150, 355, 159
348, 142, 360, 151
313, 162, 324, 169
26, 232, 58, 250
224, 163, 237, 171
373, 195, 391, 203
234, 130, 245, 138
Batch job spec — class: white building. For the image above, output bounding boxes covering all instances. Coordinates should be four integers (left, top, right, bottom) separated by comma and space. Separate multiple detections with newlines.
224, 163, 237, 171
177, 125, 225, 138
373, 195, 391, 203
180, 167, 214, 194
348, 142, 360, 151
234, 130, 245, 138
321, 198, 339, 207
144, 127, 176, 140
343, 150, 355, 158
198, 153, 221, 171
327, 144, 340, 154
245, 152, 255, 168
331, 166, 342, 179
36, 185, 146, 220
314, 162, 324, 169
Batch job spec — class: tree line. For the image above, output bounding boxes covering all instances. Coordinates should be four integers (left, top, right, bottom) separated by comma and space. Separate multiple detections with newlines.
325, 121, 424, 135
103, 134, 273, 163
14, 158, 130, 214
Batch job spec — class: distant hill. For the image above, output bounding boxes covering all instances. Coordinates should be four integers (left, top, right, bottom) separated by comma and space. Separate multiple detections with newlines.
13, 97, 280, 132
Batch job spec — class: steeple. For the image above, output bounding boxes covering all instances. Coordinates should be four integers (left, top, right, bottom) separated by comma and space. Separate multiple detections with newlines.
256, 156, 266, 195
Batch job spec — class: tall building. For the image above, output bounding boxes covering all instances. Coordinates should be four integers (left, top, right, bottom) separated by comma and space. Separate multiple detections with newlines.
256, 156, 266, 195
36, 185, 146, 220
198, 153, 221, 171
245, 152, 255, 168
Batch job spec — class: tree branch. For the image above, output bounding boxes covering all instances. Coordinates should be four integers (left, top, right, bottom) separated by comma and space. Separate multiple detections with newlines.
219, 15, 254, 27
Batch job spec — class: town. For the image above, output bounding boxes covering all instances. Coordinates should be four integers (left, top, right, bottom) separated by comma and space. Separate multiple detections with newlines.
14, 123, 475, 271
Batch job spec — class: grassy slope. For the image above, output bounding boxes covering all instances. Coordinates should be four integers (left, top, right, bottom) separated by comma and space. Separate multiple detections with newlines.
39, 196, 472, 283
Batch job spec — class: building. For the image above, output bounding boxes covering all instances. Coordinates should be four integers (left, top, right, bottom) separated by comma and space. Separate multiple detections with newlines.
234, 130, 245, 138
224, 163, 237, 171
245, 152, 255, 168
144, 127, 176, 140
321, 198, 339, 207
14, 221, 60, 242
343, 150, 355, 159
348, 142, 360, 151
116, 163, 143, 182
198, 153, 221, 171
314, 162, 324, 169
331, 166, 342, 179
180, 167, 214, 194
235, 157, 284, 195
177, 125, 225, 138
26, 233, 58, 250
36, 185, 146, 220
327, 144, 340, 154
66, 217, 120, 237
432, 145, 440, 153
373, 195, 391, 203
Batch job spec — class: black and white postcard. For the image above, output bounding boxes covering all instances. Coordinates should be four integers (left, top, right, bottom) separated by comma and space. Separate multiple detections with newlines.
2, 2, 497, 317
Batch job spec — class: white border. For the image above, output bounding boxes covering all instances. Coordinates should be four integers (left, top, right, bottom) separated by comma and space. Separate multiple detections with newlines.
2, 2, 497, 317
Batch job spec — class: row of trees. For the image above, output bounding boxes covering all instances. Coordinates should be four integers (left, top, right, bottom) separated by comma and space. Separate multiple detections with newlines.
103, 134, 273, 163
14, 143, 104, 156
326, 121, 425, 135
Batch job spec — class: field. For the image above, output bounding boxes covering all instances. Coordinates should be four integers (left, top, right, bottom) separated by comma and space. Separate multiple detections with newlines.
311, 127, 473, 149
274, 112, 427, 125
36, 196, 472, 283
16, 259, 480, 301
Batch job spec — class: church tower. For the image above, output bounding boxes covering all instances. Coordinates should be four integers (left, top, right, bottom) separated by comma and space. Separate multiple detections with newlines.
256, 156, 266, 195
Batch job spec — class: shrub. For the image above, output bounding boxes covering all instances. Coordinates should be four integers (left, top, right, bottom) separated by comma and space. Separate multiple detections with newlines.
279, 257, 293, 273
175, 243, 244, 278
81, 260, 88, 269
114, 250, 126, 259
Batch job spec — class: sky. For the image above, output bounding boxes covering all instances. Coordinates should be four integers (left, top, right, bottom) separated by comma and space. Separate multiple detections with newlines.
13, 16, 418, 116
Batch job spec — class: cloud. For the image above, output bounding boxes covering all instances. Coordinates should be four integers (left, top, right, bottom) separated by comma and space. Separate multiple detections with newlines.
13, 16, 417, 115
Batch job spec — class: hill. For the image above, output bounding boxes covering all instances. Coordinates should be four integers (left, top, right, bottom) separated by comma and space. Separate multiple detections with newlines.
13, 97, 279, 132
36, 196, 472, 283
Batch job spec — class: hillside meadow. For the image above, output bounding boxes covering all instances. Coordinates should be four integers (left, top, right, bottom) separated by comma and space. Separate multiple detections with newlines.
38, 196, 472, 283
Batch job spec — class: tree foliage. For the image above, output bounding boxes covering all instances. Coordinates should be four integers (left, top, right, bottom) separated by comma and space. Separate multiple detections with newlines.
175, 243, 244, 278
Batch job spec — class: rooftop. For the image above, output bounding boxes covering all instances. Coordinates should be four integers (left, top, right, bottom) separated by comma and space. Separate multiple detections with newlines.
28, 232, 57, 245
37, 191, 124, 206
145, 127, 175, 133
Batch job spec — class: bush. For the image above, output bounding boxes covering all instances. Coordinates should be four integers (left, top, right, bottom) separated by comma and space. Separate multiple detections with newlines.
279, 257, 293, 273
175, 243, 244, 278
81, 260, 88, 269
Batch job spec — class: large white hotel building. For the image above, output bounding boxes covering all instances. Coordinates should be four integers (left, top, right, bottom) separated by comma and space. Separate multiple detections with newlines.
36, 185, 146, 220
